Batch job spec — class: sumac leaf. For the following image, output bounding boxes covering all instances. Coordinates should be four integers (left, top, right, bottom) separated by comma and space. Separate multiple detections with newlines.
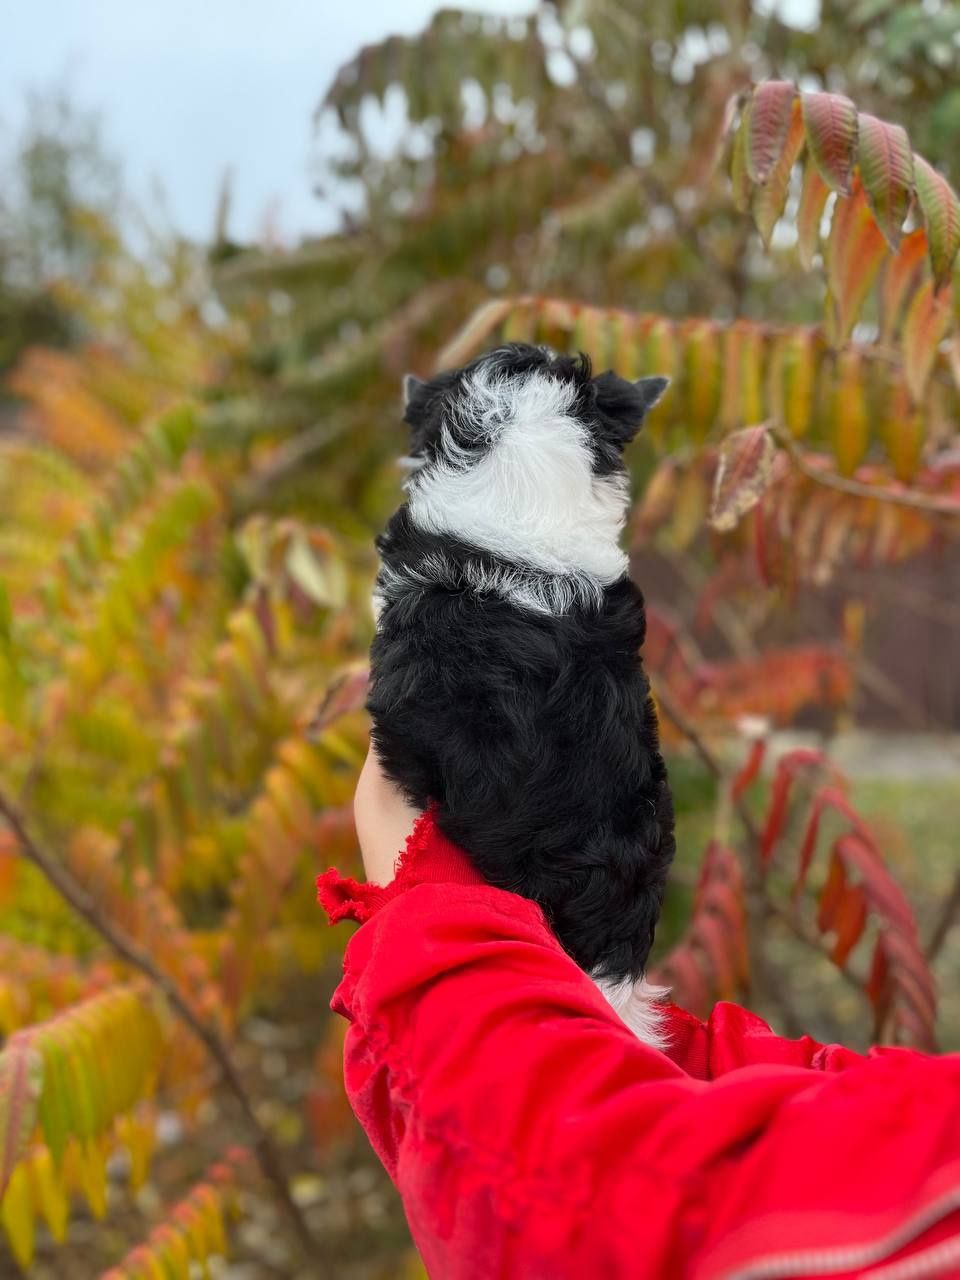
0, 1038, 43, 1199
802, 92, 859, 194
825, 181, 888, 345
857, 113, 914, 249
913, 154, 960, 290
797, 155, 832, 269
880, 228, 929, 342
831, 349, 870, 476
902, 278, 953, 404
753, 99, 805, 247
709, 425, 777, 532
746, 80, 798, 184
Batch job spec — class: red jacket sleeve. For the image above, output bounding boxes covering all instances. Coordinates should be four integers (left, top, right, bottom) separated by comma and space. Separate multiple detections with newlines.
319, 814, 960, 1279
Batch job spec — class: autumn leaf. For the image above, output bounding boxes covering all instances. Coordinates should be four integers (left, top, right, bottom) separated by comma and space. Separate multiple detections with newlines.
902, 279, 953, 404
913, 155, 960, 291
796, 155, 832, 269
745, 80, 798, 184
801, 91, 859, 194
0, 1038, 44, 1200
709, 424, 777, 531
856, 113, 914, 249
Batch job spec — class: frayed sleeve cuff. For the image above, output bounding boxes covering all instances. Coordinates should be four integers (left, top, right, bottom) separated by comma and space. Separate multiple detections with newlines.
317, 805, 485, 925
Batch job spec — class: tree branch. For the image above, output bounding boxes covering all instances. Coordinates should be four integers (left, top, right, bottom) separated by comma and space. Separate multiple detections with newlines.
0, 787, 323, 1270
925, 870, 960, 962
772, 427, 960, 518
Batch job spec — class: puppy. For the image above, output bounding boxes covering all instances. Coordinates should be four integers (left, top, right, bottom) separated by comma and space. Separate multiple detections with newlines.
367, 342, 675, 1044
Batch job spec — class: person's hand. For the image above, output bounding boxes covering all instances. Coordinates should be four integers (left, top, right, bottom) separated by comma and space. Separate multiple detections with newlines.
353, 745, 422, 885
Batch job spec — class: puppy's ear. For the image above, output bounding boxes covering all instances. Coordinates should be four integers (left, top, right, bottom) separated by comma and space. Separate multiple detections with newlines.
403, 373, 428, 410
592, 371, 670, 446
635, 375, 670, 412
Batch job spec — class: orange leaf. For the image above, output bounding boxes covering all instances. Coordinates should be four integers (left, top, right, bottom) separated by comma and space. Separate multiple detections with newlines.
880, 228, 929, 343
902, 278, 953, 404
828, 880, 868, 965
753, 99, 805, 247
825, 181, 888, 345
797, 155, 832, 270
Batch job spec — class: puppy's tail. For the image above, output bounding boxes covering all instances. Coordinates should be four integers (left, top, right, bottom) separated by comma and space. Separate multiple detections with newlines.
593, 973, 670, 1050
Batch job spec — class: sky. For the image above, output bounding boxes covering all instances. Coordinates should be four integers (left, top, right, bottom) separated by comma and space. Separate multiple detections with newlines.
3, 0, 818, 246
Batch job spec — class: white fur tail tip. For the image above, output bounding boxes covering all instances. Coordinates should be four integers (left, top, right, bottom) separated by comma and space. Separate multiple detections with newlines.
593, 974, 671, 1050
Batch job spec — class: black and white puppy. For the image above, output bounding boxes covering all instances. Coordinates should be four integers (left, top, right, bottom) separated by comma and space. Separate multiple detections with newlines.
367, 342, 676, 1044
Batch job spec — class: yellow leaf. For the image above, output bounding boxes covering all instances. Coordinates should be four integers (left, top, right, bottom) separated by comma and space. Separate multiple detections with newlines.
66, 1137, 108, 1220
26, 1147, 69, 1243
0, 1162, 36, 1270
831, 351, 870, 476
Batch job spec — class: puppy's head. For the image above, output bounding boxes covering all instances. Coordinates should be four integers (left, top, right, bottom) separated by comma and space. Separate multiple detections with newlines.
401, 343, 668, 480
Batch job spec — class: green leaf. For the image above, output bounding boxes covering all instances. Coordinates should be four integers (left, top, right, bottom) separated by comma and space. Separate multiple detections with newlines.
801, 92, 859, 194
857, 113, 914, 249
729, 108, 753, 213
913, 155, 960, 290
0, 1038, 44, 1200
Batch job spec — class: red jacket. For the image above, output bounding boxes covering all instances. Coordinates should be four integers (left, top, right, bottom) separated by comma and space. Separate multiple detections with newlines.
318, 810, 960, 1279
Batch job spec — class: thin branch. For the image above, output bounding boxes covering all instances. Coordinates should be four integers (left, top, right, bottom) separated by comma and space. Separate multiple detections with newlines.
925, 870, 960, 962
656, 683, 761, 849
773, 427, 960, 518
0, 787, 323, 1269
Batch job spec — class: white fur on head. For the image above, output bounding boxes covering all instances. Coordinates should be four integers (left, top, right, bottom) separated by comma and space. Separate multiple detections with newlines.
593, 974, 670, 1049
377, 552, 604, 617
406, 367, 629, 602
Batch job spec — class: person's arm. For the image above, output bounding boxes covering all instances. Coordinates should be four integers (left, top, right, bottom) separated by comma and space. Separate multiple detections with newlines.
319, 753, 960, 1278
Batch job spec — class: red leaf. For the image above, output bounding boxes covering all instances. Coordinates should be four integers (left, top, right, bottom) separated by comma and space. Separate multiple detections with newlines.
0, 1037, 44, 1200
691, 913, 739, 1000
731, 740, 766, 801
760, 749, 831, 864
828, 880, 868, 965
655, 945, 712, 1019
746, 81, 798, 184
833, 832, 916, 935
801, 92, 859, 195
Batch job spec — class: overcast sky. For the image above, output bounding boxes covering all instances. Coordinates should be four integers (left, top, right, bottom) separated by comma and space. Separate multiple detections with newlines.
3, 1, 817, 245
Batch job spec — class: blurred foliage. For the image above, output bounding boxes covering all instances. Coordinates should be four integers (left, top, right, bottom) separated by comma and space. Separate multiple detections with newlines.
1, 1, 960, 1275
